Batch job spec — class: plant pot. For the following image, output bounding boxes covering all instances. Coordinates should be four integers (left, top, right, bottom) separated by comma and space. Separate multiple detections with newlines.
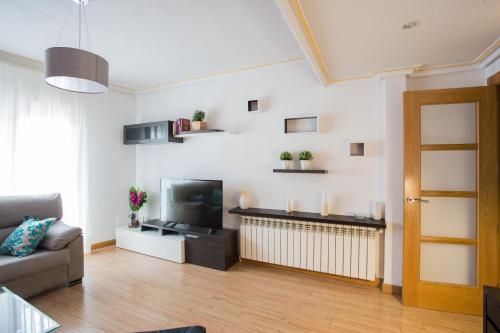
281, 160, 292, 169
128, 212, 140, 228
191, 121, 207, 131
300, 160, 312, 170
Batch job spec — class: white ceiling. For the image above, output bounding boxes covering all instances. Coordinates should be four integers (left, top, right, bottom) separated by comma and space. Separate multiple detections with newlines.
0, 0, 498, 90
299, 0, 500, 80
0, 0, 302, 90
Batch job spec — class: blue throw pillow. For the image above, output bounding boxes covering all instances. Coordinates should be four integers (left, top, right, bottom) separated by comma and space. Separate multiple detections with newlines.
0, 218, 56, 257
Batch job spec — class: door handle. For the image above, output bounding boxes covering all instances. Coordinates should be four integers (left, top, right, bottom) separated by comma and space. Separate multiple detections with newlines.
185, 234, 199, 238
406, 197, 430, 204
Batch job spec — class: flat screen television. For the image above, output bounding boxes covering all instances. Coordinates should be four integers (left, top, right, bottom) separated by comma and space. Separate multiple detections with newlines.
160, 178, 223, 230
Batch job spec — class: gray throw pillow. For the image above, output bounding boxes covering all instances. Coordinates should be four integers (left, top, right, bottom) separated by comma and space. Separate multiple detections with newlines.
39, 220, 82, 251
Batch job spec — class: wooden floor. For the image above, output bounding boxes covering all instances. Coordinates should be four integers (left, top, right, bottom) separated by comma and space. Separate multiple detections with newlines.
31, 247, 482, 333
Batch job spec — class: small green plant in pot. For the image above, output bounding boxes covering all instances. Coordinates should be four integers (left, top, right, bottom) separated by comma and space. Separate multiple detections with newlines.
191, 110, 206, 131
280, 151, 293, 169
298, 150, 313, 170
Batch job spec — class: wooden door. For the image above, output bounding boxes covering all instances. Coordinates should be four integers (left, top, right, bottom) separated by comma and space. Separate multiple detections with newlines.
403, 87, 498, 316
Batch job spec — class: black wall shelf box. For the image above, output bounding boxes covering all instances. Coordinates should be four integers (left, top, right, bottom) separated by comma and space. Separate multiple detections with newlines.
248, 100, 259, 112
273, 169, 328, 174
284, 116, 319, 134
124, 120, 182, 145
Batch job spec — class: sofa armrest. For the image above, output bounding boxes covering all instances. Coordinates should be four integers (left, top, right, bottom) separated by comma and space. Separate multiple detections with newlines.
39, 220, 82, 251
67, 235, 84, 282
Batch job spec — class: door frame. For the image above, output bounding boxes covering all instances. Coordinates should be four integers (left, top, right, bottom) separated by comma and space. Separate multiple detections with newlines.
487, 70, 500, 288
402, 87, 498, 315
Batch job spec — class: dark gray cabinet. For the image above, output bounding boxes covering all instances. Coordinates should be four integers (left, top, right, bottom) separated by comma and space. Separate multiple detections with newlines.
484, 286, 500, 332
184, 230, 238, 271
123, 120, 182, 144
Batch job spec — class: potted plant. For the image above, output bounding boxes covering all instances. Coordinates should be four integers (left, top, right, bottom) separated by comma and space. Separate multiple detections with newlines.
129, 186, 148, 228
191, 110, 206, 131
280, 151, 293, 169
298, 151, 313, 170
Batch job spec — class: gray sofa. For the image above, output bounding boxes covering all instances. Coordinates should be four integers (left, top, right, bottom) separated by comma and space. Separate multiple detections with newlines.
0, 193, 84, 298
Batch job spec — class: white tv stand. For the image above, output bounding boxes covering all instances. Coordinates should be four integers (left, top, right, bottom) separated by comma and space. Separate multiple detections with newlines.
115, 225, 185, 263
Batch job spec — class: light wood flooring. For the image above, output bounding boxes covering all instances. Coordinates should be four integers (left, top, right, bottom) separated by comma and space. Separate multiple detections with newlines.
30, 247, 482, 333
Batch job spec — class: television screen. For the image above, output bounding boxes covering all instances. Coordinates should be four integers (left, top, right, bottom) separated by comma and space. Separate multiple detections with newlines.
160, 179, 223, 229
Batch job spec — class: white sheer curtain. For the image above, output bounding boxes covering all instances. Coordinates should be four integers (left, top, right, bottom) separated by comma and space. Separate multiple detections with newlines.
0, 62, 89, 253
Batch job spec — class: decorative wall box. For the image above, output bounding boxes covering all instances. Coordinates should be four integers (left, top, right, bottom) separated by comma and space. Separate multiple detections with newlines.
284, 116, 319, 134
247, 100, 259, 112
350, 143, 365, 156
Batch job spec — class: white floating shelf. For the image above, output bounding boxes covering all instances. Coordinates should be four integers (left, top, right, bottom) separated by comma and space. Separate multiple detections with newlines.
174, 129, 227, 138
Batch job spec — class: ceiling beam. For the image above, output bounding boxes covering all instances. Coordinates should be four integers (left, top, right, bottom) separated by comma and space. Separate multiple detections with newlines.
275, 0, 331, 86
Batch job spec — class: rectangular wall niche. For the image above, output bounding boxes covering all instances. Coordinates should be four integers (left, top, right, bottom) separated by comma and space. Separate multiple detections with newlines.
248, 100, 259, 112
284, 116, 319, 134
350, 143, 365, 156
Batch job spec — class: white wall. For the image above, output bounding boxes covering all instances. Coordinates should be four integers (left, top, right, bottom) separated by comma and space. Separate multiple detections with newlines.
381, 75, 406, 287
407, 69, 485, 90
133, 61, 488, 286
136, 61, 385, 230
84, 90, 136, 246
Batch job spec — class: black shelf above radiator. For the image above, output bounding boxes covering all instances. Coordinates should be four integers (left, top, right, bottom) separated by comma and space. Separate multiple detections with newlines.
273, 169, 328, 174
228, 207, 386, 229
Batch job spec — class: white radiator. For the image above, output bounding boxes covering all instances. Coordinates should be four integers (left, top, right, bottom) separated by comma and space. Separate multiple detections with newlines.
239, 216, 379, 281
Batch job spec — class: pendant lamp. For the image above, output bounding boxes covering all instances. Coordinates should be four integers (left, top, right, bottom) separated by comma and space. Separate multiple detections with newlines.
45, 0, 108, 94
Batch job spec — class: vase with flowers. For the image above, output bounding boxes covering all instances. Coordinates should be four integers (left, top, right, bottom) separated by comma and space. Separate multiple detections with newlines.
128, 186, 148, 228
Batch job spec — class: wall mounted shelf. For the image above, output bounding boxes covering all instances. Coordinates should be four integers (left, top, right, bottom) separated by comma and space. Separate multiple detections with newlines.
174, 129, 226, 138
273, 169, 328, 174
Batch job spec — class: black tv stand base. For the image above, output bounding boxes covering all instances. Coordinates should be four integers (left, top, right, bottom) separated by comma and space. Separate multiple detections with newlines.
140, 219, 238, 271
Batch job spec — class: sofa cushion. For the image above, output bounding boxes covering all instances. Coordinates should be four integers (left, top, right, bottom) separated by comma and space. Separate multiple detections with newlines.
0, 248, 69, 282
40, 221, 82, 251
0, 218, 56, 257
0, 193, 63, 229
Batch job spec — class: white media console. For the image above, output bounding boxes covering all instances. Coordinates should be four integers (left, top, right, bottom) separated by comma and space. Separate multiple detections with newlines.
115, 225, 185, 263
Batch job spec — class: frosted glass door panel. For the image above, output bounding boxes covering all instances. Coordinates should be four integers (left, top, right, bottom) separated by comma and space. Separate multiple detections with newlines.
421, 103, 476, 144
421, 151, 476, 191
420, 243, 476, 286
421, 197, 476, 239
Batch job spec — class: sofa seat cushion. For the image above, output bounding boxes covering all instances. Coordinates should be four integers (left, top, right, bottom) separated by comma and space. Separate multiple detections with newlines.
40, 221, 82, 251
0, 248, 69, 282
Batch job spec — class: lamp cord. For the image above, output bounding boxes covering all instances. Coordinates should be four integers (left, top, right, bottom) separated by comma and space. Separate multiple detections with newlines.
83, 5, 91, 51
78, 3, 81, 49
55, 3, 74, 46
